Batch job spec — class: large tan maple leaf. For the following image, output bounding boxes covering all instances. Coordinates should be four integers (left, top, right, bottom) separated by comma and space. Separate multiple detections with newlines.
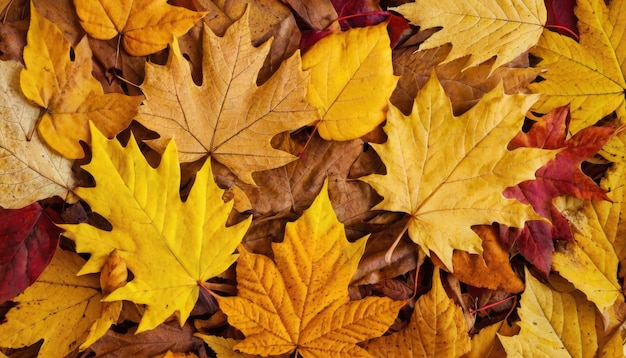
136, 13, 317, 185
360, 74, 558, 270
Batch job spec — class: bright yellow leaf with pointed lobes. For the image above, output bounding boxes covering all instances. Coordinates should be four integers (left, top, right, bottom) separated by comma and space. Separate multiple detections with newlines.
74, 0, 206, 56
60, 124, 251, 333
0, 249, 102, 357
216, 181, 404, 357
529, 0, 626, 134
0, 59, 75, 208
552, 196, 620, 313
392, 0, 546, 73
364, 269, 471, 357
499, 268, 597, 357
20, 4, 143, 159
136, 13, 317, 185
360, 74, 557, 270
302, 23, 397, 141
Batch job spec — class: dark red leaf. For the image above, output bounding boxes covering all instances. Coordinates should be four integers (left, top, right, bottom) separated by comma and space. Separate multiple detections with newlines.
0, 202, 61, 303
299, 0, 409, 51
545, 0, 579, 40
501, 106, 615, 275
499, 223, 554, 276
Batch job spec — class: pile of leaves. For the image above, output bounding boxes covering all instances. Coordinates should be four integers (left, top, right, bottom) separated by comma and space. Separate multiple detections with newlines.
1, 0, 626, 356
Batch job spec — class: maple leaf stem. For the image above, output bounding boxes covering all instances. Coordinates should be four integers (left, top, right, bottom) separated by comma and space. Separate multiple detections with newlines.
385, 219, 410, 263
470, 294, 517, 321
112, 72, 142, 90
544, 25, 580, 41
298, 123, 320, 159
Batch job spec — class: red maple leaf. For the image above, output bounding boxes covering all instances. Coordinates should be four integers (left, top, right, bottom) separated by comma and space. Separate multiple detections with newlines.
501, 106, 615, 275
0, 202, 62, 303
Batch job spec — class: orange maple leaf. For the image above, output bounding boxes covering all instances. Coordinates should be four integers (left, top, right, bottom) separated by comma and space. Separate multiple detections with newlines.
214, 182, 404, 357
74, 0, 206, 56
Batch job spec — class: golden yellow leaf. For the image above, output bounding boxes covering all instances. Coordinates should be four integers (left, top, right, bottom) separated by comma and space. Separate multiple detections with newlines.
0, 59, 75, 208
136, 13, 317, 185
360, 74, 557, 270
468, 321, 519, 358
364, 269, 471, 357
80, 250, 127, 349
600, 139, 626, 281
552, 196, 620, 312
0, 249, 102, 357
60, 124, 251, 333
529, 0, 626, 134
392, 0, 546, 72
74, 0, 206, 56
20, 4, 143, 159
302, 23, 397, 141
216, 181, 404, 357
499, 268, 597, 357
196, 335, 256, 358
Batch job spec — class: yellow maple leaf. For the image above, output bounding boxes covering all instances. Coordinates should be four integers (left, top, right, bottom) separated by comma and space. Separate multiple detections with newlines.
364, 268, 471, 357
468, 321, 519, 358
529, 0, 626, 133
0, 59, 75, 208
215, 181, 404, 357
552, 196, 620, 313
60, 124, 251, 333
302, 23, 398, 141
499, 268, 598, 357
196, 335, 256, 358
0, 249, 102, 357
391, 0, 546, 73
136, 13, 317, 185
20, 4, 143, 159
360, 74, 557, 270
74, 0, 206, 56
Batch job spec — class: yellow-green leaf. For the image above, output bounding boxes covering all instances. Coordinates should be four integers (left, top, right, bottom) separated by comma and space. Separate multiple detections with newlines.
60, 124, 251, 333
499, 268, 597, 357
0, 249, 101, 357
360, 74, 557, 269
216, 181, 404, 357
364, 269, 471, 357
392, 0, 546, 72
302, 23, 397, 141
